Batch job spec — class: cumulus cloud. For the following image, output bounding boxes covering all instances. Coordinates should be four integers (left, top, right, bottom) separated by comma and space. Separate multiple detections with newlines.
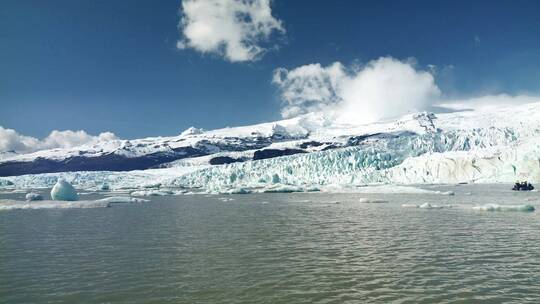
177, 0, 284, 62
273, 57, 441, 125
0, 126, 118, 155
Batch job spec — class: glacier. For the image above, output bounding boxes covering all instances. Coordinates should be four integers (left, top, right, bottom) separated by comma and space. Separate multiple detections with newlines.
1, 101, 540, 193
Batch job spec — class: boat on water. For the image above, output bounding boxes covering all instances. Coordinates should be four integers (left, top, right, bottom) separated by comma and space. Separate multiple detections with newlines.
512, 181, 535, 191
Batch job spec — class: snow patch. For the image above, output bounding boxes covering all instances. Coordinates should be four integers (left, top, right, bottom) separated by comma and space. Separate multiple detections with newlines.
180, 127, 204, 137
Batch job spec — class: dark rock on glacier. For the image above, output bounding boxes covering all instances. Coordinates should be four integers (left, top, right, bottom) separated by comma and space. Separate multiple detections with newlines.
253, 148, 307, 160
209, 156, 245, 165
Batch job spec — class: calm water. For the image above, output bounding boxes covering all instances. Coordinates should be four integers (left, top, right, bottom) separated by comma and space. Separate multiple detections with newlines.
1, 185, 540, 303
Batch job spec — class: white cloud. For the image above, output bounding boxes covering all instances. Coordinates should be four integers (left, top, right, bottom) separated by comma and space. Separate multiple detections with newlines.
440, 94, 540, 110
0, 127, 118, 155
273, 57, 441, 125
178, 0, 284, 62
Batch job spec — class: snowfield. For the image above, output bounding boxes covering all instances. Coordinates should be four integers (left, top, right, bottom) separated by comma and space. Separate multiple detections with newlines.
1, 101, 540, 193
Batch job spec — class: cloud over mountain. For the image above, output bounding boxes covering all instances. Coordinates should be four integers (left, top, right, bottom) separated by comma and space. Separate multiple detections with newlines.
0, 127, 118, 155
273, 57, 442, 125
178, 0, 284, 62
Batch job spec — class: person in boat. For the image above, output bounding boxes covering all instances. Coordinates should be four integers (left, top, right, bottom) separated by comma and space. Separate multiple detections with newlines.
512, 181, 534, 191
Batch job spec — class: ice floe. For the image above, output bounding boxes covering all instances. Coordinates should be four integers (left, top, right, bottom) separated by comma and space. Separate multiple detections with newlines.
0, 196, 149, 211
472, 204, 535, 212
359, 198, 388, 203
130, 189, 186, 196
401, 203, 451, 209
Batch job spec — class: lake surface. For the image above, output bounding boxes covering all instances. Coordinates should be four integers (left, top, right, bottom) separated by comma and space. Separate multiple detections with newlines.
1, 184, 540, 303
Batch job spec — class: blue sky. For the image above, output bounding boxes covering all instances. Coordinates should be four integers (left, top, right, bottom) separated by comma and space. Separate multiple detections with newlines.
2, 0, 540, 139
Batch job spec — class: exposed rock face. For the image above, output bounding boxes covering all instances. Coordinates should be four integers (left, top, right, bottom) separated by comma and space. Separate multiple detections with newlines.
253, 148, 307, 160
209, 156, 245, 165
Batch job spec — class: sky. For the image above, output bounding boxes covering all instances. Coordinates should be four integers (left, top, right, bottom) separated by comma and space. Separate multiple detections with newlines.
2, 0, 540, 149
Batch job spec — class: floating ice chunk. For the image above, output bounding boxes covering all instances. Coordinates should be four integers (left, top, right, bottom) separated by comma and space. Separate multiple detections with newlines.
218, 197, 234, 202
131, 189, 172, 196
0, 196, 149, 211
473, 204, 535, 212
96, 196, 149, 204
402, 203, 446, 209
436, 191, 455, 196
401, 204, 419, 208
25, 192, 43, 201
50, 179, 79, 201
262, 184, 304, 193
322, 185, 444, 194
419, 203, 444, 209
0, 199, 108, 211
227, 187, 252, 194
100, 183, 110, 191
130, 189, 185, 196
359, 198, 388, 203
143, 183, 162, 189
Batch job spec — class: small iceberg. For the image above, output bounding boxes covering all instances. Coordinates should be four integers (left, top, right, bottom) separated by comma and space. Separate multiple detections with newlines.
359, 198, 388, 204
25, 192, 43, 201
419, 203, 444, 209
226, 188, 252, 194
130, 189, 185, 196
473, 204, 535, 212
51, 179, 79, 201
401, 203, 448, 209
218, 197, 235, 202
401, 204, 419, 208
435, 191, 455, 196
97, 196, 149, 204
262, 184, 304, 193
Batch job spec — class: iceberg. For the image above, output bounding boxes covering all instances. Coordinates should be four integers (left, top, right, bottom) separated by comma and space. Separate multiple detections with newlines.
25, 192, 43, 201
50, 179, 79, 201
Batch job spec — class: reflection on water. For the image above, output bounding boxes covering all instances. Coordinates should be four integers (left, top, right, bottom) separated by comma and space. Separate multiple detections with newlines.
1, 184, 540, 303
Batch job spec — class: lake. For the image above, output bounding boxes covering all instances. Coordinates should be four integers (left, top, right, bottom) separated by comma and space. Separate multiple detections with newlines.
1, 184, 540, 303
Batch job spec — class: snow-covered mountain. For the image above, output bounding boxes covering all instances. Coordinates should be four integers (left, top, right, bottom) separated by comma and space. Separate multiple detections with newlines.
2, 102, 540, 192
